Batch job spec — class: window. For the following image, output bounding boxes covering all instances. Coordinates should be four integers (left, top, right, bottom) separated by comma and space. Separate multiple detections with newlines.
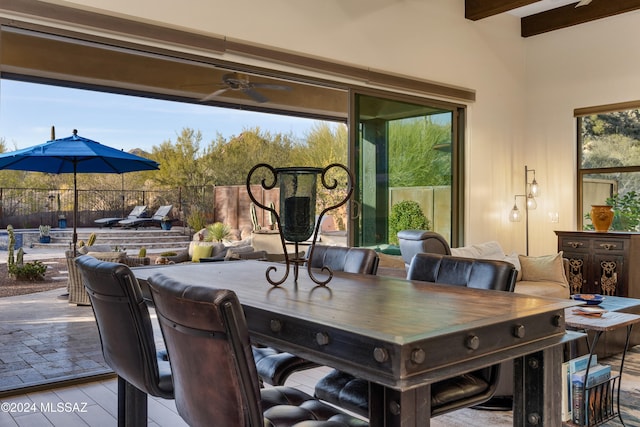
577, 102, 640, 231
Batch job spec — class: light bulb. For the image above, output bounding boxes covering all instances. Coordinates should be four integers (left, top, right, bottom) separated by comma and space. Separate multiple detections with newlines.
530, 178, 540, 197
527, 195, 537, 210
510, 204, 522, 222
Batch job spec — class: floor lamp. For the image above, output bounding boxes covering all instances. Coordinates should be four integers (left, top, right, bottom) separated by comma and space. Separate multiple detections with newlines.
509, 166, 539, 256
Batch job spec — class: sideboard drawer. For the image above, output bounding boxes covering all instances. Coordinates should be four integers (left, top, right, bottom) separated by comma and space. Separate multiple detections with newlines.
559, 238, 590, 252
592, 238, 626, 253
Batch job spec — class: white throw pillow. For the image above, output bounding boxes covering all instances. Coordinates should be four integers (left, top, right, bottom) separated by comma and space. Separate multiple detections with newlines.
451, 241, 505, 260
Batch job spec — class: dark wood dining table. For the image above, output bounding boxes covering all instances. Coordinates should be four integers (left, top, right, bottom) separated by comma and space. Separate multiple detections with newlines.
133, 260, 580, 427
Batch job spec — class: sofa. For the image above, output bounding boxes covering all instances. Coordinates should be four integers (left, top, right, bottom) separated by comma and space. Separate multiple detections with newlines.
397, 231, 570, 299
448, 240, 570, 299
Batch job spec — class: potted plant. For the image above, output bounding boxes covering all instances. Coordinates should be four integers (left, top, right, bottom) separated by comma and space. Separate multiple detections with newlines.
160, 216, 173, 230
57, 194, 66, 229
38, 225, 51, 243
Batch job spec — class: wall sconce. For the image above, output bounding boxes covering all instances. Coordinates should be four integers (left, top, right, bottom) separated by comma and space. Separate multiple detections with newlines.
246, 163, 353, 287
509, 165, 540, 255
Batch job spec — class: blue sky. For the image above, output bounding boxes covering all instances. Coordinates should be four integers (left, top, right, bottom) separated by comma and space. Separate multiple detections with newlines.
0, 80, 323, 153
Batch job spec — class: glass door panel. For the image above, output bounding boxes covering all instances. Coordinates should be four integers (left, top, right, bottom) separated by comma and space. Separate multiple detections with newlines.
351, 93, 459, 249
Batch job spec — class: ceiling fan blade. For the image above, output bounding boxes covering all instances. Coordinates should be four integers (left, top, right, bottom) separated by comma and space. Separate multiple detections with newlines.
200, 88, 229, 102
251, 83, 292, 92
575, 0, 592, 7
242, 88, 269, 103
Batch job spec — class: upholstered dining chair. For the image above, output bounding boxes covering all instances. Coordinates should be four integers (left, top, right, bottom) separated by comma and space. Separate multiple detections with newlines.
253, 245, 379, 386
146, 272, 369, 427
75, 255, 173, 427
314, 252, 517, 419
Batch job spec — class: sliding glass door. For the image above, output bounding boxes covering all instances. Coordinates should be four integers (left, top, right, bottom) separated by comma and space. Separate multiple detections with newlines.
350, 92, 463, 249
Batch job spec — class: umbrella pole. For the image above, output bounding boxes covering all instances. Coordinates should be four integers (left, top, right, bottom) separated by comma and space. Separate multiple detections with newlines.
73, 164, 78, 256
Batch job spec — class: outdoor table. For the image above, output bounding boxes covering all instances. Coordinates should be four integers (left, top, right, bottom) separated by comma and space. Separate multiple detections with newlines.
133, 260, 580, 427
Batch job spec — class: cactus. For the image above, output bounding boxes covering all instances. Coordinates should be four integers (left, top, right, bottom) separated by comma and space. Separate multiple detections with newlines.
16, 248, 24, 265
139, 247, 147, 257
250, 202, 261, 231
268, 201, 277, 229
87, 232, 97, 246
7, 225, 14, 267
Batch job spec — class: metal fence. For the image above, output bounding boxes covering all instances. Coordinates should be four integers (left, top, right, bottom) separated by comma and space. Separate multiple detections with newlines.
0, 186, 214, 229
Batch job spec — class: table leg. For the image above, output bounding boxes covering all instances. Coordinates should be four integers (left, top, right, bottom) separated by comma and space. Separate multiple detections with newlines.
513, 346, 563, 427
369, 382, 431, 427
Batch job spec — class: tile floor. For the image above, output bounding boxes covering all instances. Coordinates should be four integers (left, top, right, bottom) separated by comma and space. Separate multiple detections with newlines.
0, 288, 110, 393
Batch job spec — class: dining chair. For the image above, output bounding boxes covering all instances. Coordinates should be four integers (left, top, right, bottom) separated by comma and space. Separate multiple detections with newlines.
253, 245, 379, 386
314, 252, 517, 419
75, 255, 173, 427
146, 272, 369, 427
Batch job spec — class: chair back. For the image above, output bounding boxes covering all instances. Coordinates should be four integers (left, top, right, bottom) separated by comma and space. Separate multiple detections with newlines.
407, 253, 517, 292
308, 245, 379, 275
75, 255, 173, 398
147, 273, 263, 427
398, 230, 451, 268
128, 205, 148, 218
151, 205, 172, 221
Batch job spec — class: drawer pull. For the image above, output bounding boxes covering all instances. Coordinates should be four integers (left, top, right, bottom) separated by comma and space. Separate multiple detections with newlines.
567, 241, 583, 248
599, 243, 617, 250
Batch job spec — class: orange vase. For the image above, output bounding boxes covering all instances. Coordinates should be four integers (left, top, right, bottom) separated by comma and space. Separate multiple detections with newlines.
590, 205, 614, 232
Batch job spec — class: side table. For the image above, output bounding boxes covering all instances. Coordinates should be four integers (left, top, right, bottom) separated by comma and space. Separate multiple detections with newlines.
564, 308, 640, 426
571, 296, 640, 358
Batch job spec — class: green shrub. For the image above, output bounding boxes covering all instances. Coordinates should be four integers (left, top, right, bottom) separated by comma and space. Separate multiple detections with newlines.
205, 222, 231, 242
388, 200, 430, 245
186, 208, 208, 232
8, 260, 47, 281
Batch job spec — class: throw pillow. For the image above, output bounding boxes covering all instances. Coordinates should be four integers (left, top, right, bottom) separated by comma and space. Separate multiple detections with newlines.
192, 244, 213, 262
450, 241, 505, 260
518, 252, 567, 285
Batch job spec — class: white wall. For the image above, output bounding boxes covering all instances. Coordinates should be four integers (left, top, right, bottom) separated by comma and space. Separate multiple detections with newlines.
41, 0, 640, 255
524, 11, 640, 255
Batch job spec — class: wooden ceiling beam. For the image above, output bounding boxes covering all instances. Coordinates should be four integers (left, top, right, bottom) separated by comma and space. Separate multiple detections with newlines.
522, 0, 640, 37
465, 0, 541, 20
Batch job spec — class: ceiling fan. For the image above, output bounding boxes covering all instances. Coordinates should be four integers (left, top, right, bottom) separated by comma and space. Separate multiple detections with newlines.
575, 0, 592, 7
200, 73, 292, 103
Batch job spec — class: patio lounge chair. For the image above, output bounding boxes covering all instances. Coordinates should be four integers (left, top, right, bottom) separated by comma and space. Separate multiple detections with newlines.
94, 205, 148, 228
118, 205, 172, 229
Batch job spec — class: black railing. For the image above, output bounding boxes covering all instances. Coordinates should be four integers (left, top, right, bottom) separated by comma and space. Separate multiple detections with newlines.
0, 186, 214, 229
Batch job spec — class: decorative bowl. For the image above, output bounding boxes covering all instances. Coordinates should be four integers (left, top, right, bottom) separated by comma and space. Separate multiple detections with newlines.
572, 294, 605, 305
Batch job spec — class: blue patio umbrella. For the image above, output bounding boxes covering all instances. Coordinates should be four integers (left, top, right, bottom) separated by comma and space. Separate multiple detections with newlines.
0, 129, 160, 252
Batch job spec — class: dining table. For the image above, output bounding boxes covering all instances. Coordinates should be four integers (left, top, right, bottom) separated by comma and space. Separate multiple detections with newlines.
133, 260, 580, 427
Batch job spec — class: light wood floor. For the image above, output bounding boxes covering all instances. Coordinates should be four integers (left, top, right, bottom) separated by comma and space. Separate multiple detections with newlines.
0, 366, 333, 427
0, 366, 517, 427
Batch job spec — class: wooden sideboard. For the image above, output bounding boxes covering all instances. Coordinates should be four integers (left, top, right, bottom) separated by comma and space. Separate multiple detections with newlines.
556, 231, 640, 298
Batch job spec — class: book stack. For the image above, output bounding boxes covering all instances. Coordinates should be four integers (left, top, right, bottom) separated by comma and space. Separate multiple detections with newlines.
562, 354, 597, 422
571, 363, 612, 425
